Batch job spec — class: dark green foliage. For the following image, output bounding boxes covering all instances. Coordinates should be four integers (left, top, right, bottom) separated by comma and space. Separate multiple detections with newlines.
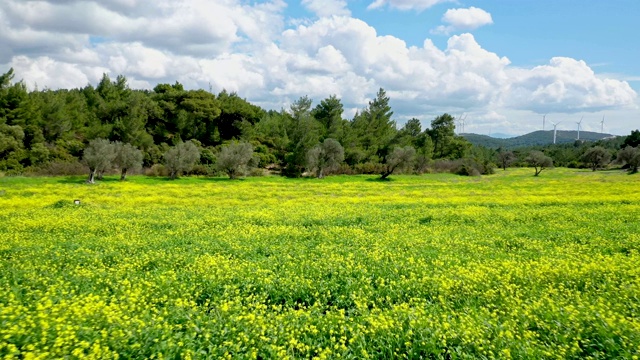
312, 95, 346, 141
429, 113, 455, 158
283, 97, 322, 177
216, 90, 261, 142
623, 130, 640, 148
463, 130, 615, 149
454, 159, 482, 176
350, 88, 396, 162
581, 146, 611, 171
10, 67, 620, 178
617, 146, 639, 173
380, 146, 416, 180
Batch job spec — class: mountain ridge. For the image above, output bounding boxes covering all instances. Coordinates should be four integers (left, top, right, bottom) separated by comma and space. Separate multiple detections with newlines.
460, 130, 617, 149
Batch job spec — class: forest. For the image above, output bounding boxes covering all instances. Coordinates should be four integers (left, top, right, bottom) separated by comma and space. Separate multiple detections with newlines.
1, 68, 639, 179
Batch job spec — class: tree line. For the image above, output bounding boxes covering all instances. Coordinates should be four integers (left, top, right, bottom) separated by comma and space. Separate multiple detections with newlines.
1, 68, 638, 180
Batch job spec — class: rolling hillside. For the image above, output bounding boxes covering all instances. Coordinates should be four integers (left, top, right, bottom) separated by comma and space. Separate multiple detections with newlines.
462, 130, 617, 149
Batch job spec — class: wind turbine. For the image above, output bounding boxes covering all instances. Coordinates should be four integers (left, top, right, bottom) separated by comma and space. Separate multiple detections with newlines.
551, 121, 561, 144
600, 116, 605, 134
542, 114, 547, 131
576, 116, 583, 140
460, 114, 467, 133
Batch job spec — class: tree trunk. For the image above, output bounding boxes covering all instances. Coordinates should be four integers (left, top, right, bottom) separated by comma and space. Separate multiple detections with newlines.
380, 164, 397, 180
87, 169, 96, 183
317, 168, 323, 179
534, 167, 541, 176
120, 168, 127, 181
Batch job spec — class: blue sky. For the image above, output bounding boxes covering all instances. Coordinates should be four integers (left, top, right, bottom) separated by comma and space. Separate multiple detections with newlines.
348, 0, 640, 80
0, 0, 638, 135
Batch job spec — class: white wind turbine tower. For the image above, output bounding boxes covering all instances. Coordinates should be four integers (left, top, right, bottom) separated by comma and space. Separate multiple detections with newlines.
542, 114, 547, 131
460, 114, 467, 133
576, 116, 583, 140
552, 121, 561, 144
600, 116, 605, 134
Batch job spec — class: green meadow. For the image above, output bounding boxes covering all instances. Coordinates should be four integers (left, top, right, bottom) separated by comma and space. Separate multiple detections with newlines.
1, 169, 639, 359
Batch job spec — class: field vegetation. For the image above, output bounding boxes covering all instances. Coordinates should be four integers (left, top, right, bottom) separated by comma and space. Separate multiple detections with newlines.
1, 169, 639, 359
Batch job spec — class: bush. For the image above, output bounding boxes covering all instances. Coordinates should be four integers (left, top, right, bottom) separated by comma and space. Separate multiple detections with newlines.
4, 169, 23, 177
454, 159, 481, 176
187, 164, 220, 176
187, 165, 211, 176
479, 160, 496, 175
145, 164, 167, 177
414, 155, 432, 174
335, 164, 355, 175
353, 162, 384, 175
32, 161, 87, 176
249, 168, 267, 177
430, 158, 493, 176
431, 159, 458, 173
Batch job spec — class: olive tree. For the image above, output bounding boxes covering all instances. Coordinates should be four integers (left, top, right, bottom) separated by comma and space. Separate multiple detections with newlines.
113, 142, 144, 181
525, 150, 553, 176
83, 138, 116, 183
216, 141, 255, 179
380, 146, 416, 180
581, 146, 611, 171
306, 138, 344, 178
164, 141, 200, 179
617, 146, 640, 173
496, 150, 515, 170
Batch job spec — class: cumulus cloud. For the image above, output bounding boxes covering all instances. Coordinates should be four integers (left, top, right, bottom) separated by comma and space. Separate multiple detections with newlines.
0, 0, 286, 58
432, 7, 493, 35
0, 0, 636, 134
302, 0, 351, 17
505, 57, 637, 113
367, 0, 452, 11
8, 56, 104, 89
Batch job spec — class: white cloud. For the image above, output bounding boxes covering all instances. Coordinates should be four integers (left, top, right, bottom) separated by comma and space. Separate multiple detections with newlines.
0, 0, 286, 57
0, 1, 637, 135
8, 56, 103, 89
302, 0, 351, 17
432, 7, 493, 35
505, 57, 637, 113
367, 0, 451, 11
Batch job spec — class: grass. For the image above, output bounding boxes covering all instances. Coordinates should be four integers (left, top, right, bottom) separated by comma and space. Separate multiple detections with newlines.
1, 168, 639, 359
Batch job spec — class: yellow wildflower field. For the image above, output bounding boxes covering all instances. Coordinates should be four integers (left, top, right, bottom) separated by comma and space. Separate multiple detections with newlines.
1, 168, 639, 359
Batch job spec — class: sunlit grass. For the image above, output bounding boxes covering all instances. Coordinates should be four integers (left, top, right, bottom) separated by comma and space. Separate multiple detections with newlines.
1, 169, 639, 359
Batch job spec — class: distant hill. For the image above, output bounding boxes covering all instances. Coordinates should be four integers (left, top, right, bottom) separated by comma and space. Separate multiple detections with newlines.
487, 133, 513, 139
461, 130, 617, 149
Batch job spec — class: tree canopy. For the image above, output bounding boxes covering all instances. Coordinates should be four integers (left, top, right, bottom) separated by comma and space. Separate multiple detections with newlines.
2, 68, 637, 179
